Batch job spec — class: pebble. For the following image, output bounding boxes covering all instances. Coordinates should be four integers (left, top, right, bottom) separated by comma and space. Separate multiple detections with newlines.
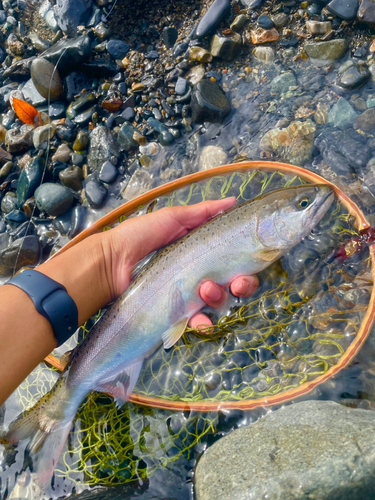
35, 182, 74, 216
253, 46, 275, 62
59, 166, 83, 191
85, 179, 108, 208
158, 130, 175, 146
175, 77, 188, 96
0, 235, 40, 276
73, 131, 89, 151
336, 63, 370, 90
327, 0, 359, 20
122, 168, 153, 200
117, 123, 139, 151
195, 401, 375, 500
304, 39, 348, 62
42, 33, 93, 76
33, 124, 55, 150
16, 157, 43, 207
257, 14, 274, 29
161, 27, 178, 48
94, 22, 111, 41
72, 152, 84, 166
121, 107, 135, 121
210, 32, 241, 61
53, 0, 92, 36
173, 42, 189, 58
67, 92, 97, 120
305, 20, 332, 34
199, 145, 228, 170
250, 28, 279, 44
21, 79, 47, 106
87, 126, 120, 171
48, 102, 66, 119
358, 0, 375, 28
98, 160, 117, 184
52, 143, 72, 163
327, 97, 357, 129
185, 64, 206, 85
107, 39, 130, 60
230, 14, 248, 32
195, 0, 231, 38
271, 71, 297, 93
30, 57, 64, 102
0, 160, 12, 179
1, 191, 17, 213
271, 12, 289, 27
354, 108, 375, 132
191, 79, 231, 124
189, 46, 213, 63
5, 128, 33, 154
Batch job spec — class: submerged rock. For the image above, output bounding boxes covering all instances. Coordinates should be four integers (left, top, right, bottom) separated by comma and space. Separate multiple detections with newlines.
260, 120, 316, 166
199, 145, 228, 170
327, 97, 357, 129
354, 108, 375, 131
191, 80, 231, 123
305, 39, 348, 62
253, 46, 275, 62
210, 32, 241, 61
196, 401, 375, 500
270, 71, 297, 93
85, 179, 107, 208
196, 0, 231, 38
336, 63, 370, 90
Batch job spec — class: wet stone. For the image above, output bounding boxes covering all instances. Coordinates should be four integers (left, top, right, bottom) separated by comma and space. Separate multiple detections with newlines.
336, 63, 370, 90
241, 0, 264, 7
52, 143, 72, 163
250, 27, 279, 44
199, 145, 228, 170
87, 126, 120, 172
72, 152, 84, 166
21, 79, 47, 106
33, 124, 55, 150
1, 191, 17, 213
158, 130, 175, 146
53, 0, 92, 37
35, 182, 74, 216
175, 77, 188, 96
327, 0, 359, 20
189, 46, 213, 63
161, 27, 178, 48
358, 0, 375, 28
230, 14, 248, 32
0, 160, 12, 179
258, 14, 274, 29
354, 108, 375, 131
30, 57, 63, 102
94, 22, 111, 41
98, 160, 117, 184
305, 39, 348, 62
48, 102, 66, 119
67, 92, 97, 120
16, 157, 43, 208
271, 12, 289, 27
0, 235, 40, 276
5, 128, 33, 154
42, 34, 93, 76
121, 107, 135, 121
253, 46, 275, 62
306, 20, 331, 34
107, 39, 130, 60
328, 97, 357, 129
59, 165, 83, 191
173, 42, 189, 58
271, 71, 297, 93
117, 123, 139, 151
191, 79, 231, 124
73, 131, 89, 151
210, 32, 241, 61
85, 179, 107, 208
196, 0, 231, 38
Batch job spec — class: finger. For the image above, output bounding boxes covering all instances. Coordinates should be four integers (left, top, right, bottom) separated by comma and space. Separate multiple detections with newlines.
200, 280, 228, 308
230, 275, 259, 297
189, 312, 213, 333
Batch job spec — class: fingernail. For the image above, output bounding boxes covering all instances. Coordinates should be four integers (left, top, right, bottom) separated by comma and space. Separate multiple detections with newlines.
235, 279, 250, 296
206, 282, 222, 302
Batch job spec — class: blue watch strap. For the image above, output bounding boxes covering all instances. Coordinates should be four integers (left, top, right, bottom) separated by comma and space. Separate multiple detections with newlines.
7, 269, 79, 347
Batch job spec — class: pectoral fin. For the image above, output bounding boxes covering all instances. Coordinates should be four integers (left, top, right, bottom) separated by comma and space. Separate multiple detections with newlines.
255, 248, 281, 262
162, 317, 189, 349
96, 359, 143, 408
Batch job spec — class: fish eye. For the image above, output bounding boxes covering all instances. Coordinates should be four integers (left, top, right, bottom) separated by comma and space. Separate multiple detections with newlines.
295, 195, 310, 210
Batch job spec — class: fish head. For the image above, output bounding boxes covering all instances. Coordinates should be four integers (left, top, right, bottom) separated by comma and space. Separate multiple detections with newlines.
257, 184, 334, 250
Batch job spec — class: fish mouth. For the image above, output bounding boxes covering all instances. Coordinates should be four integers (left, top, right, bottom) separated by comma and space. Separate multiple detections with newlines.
312, 185, 335, 221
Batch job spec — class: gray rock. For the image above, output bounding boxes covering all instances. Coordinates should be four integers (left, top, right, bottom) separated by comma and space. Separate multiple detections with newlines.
59, 165, 83, 191
271, 71, 297, 93
87, 126, 120, 171
327, 0, 359, 20
358, 0, 375, 28
0, 160, 13, 179
52, 143, 72, 163
327, 97, 357, 129
191, 80, 231, 124
230, 14, 248, 31
196, 0, 231, 38
85, 179, 107, 208
0, 235, 40, 276
336, 63, 370, 90
175, 77, 188, 96
271, 12, 289, 27
35, 182, 74, 216
98, 160, 117, 184
305, 39, 348, 63
53, 0, 92, 37
5, 127, 33, 154
30, 57, 63, 101
306, 20, 332, 34
210, 32, 241, 61
107, 39, 130, 59
161, 26, 178, 48
1, 191, 17, 213
354, 108, 375, 131
117, 123, 139, 151
196, 400, 375, 500
42, 33, 93, 76
158, 130, 175, 146
33, 124, 55, 149
21, 79, 47, 106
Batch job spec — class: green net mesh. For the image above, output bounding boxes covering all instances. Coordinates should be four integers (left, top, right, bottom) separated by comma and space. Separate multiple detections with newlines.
13, 168, 372, 488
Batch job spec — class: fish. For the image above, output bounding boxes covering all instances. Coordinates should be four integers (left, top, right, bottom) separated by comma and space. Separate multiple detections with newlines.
3, 184, 334, 485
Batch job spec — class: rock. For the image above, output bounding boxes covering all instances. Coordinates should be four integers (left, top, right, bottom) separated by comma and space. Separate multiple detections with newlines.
210, 32, 241, 61
59, 165, 83, 191
354, 108, 375, 131
158, 130, 175, 146
107, 39, 130, 59
42, 33, 93, 76
161, 27, 178, 48
328, 97, 357, 129
189, 47, 213, 63
241, 0, 264, 7
305, 39, 348, 62
121, 107, 135, 121
352, 97, 367, 110
250, 27, 279, 44
117, 123, 139, 151
73, 130, 89, 151
336, 63, 370, 90
72, 152, 84, 166
199, 145, 228, 170
21, 79, 47, 106
3, 56, 35, 79
48, 102, 66, 119
98, 160, 117, 184
85, 179, 107, 208
53, 0, 92, 36
30, 58, 63, 102
93, 22, 111, 41
1, 192, 17, 213
306, 20, 332, 34
230, 14, 248, 32
52, 143, 72, 163
257, 14, 274, 29
196, 401, 375, 500
271, 12, 289, 27
260, 119, 316, 166
16, 158, 43, 208
358, 0, 375, 28
33, 124, 55, 149
35, 182, 74, 216
175, 77, 188, 95
327, 0, 359, 20
196, 0, 231, 38
271, 71, 297, 93
122, 168, 154, 200
185, 65, 206, 85
191, 79, 231, 124
0, 160, 12, 179
173, 42, 189, 58
253, 46, 275, 62
5, 128, 33, 154
87, 126, 120, 172
67, 92, 97, 120
314, 102, 330, 124
0, 235, 40, 276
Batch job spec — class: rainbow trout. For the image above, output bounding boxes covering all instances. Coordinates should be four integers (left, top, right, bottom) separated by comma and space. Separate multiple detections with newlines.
4, 184, 334, 484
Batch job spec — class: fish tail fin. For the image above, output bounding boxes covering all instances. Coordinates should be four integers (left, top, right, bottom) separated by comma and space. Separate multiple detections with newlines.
2, 378, 75, 486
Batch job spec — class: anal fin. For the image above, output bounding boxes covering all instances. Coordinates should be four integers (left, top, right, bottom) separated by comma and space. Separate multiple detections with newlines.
162, 317, 189, 349
96, 360, 143, 408
255, 248, 281, 262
